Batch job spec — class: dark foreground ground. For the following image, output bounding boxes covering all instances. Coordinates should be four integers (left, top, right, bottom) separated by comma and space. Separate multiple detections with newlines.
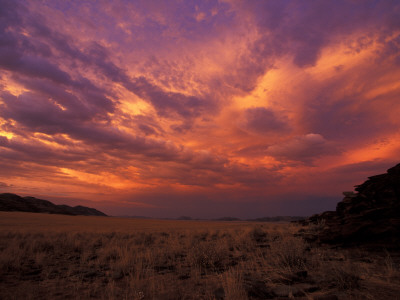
0, 212, 399, 300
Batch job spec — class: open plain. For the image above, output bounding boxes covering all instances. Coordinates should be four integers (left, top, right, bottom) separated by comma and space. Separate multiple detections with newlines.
0, 212, 399, 300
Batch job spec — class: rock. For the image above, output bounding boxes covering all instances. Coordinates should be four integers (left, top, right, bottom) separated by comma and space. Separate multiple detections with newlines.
342, 191, 356, 197
302, 163, 400, 248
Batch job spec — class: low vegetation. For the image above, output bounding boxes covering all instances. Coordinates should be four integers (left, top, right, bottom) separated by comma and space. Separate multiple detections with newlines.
0, 212, 399, 299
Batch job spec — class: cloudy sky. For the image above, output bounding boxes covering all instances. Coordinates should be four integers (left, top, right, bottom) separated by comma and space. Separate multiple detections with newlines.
1, 0, 400, 218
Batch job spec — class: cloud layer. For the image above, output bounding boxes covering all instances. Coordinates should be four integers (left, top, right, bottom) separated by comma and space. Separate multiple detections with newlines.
1, 0, 400, 217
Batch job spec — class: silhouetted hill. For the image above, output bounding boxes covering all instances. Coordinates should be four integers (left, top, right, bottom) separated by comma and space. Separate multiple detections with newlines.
177, 216, 192, 220
214, 217, 242, 221
211, 216, 305, 222
302, 163, 400, 248
0, 193, 107, 216
248, 216, 305, 222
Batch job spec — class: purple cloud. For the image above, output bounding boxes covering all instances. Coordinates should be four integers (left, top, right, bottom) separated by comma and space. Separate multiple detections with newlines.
0, 181, 10, 188
0, 0, 213, 131
232, 0, 400, 71
266, 133, 337, 164
241, 107, 289, 135
0, 135, 9, 147
1, 0, 399, 218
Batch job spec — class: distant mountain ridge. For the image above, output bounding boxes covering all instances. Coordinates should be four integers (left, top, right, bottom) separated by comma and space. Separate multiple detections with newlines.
0, 193, 107, 216
215, 216, 305, 222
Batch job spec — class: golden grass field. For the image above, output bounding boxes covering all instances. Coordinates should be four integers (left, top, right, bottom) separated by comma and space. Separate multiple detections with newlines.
0, 212, 399, 300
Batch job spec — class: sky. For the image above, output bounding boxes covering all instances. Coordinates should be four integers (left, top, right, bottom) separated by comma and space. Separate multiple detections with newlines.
1, 0, 400, 218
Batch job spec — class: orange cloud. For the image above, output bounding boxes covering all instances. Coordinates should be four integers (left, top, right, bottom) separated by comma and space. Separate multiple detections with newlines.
1, 0, 400, 217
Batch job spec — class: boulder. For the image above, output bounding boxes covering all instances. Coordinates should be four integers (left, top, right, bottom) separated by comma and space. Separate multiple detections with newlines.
303, 163, 400, 248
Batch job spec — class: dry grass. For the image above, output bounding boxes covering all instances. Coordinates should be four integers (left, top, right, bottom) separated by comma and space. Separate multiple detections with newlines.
0, 212, 399, 300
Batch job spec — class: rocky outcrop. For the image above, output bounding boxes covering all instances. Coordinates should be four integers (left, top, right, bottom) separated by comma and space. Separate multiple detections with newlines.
0, 193, 107, 216
303, 163, 400, 248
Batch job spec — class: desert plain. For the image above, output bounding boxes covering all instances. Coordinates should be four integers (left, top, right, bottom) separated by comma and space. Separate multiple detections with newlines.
1, 211, 399, 300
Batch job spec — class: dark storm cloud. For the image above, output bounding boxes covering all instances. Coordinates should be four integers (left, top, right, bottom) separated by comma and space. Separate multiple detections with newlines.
0, 7, 117, 120
236, 0, 400, 68
135, 158, 281, 188
303, 96, 380, 142
0, 14, 73, 85
126, 77, 211, 120
0, 0, 23, 29
331, 159, 398, 176
0, 89, 225, 175
0, 155, 70, 184
0, 0, 211, 130
0, 181, 11, 188
132, 115, 164, 136
298, 63, 400, 144
266, 133, 337, 164
29, 17, 213, 122
377, 32, 400, 65
242, 107, 289, 135
0, 0, 207, 171
0, 137, 88, 165
0, 53, 73, 85
0, 135, 9, 147
234, 144, 271, 157
1, 91, 80, 135
223, 163, 283, 187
